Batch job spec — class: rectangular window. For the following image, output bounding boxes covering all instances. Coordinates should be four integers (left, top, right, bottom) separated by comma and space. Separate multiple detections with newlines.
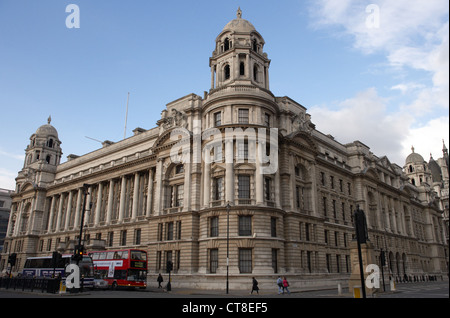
239, 248, 252, 273
210, 249, 218, 273
264, 177, 271, 201
134, 229, 141, 245
264, 113, 270, 127
305, 223, 310, 241
167, 222, 174, 241
176, 221, 182, 240
296, 186, 301, 208
176, 184, 184, 207
108, 232, 114, 247
210, 216, 219, 237
271, 217, 277, 237
238, 109, 249, 124
238, 175, 250, 199
272, 249, 278, 273
214, 178, 224, 201
165, 186, 173, 208
321, 172, 326, 186
237, 140, 248, 160
120, 230, 127, 246
239, 216, 252, 236
214, 112, 222, 127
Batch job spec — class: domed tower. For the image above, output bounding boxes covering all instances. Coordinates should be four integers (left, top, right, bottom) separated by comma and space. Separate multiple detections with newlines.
404, 146, 431, 186
202, 9, 279, 208
16, 116, 62, 191
209, 7, 271, 91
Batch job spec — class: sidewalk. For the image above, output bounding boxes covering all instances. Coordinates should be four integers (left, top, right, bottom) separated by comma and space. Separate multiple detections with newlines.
145, 285, 353, 297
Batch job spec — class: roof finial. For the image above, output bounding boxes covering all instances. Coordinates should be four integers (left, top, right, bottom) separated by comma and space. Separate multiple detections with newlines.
411, 146, 415, 153
237, 7, 242, 19
48, 115, 52, 125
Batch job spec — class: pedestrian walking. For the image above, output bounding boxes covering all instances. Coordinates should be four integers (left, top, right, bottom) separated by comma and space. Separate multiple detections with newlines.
157, 273, 164, 288
251, 277, 259, 294
282, 277, 290, 295
277, 276, 283, 294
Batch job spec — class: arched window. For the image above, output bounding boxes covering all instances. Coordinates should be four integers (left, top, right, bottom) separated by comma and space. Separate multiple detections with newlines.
46, 155, 51, 164
252, 39, 258, 52
224, 38, 230, 51
253, 64, 259, 81
240, 62, 245, 76
224, 65, 231, 80
48, 138, 54, 148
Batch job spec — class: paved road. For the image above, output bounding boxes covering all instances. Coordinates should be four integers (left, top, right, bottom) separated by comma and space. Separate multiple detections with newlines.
1, 280, 448, 298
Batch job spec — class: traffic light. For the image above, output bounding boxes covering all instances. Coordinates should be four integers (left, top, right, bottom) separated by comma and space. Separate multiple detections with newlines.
52, 251, 62, 268
8, 253, 17, 267
72, 245, 84, 262
380, 250, 386, 266
166, 260, 173, 272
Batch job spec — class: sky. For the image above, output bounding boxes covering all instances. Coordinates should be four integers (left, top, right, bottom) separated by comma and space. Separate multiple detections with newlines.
0, 0, 448, 190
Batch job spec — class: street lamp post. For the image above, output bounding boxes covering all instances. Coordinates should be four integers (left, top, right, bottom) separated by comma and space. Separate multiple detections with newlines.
76, 184, 90, 260
226, 202, 231, 295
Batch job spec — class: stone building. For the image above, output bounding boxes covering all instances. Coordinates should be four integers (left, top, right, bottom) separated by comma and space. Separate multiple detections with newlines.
1, 9, 448, 290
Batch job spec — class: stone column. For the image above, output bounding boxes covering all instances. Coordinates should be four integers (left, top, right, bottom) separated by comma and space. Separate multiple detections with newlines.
132, 173, 140, 221
74, 188, 82, 229
146, 169, 154, 217
154, 159, 164, 215
274, 165, 281, 208
94, 182, 103, 226
48, 195, 56, 232
85, 186, 92, 226
203, 162, 211, 208
55, 193, 65, 232
225, 140, 234, 204
106, 179, 114, 225
64, 191, 73, 230
255, 142, 264, 206
118, 176, 126, 222
183, 161, 192, 212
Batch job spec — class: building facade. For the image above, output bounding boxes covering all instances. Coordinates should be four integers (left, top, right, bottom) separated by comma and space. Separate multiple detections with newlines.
1, 10, 448, 289
0, 188, 13, 253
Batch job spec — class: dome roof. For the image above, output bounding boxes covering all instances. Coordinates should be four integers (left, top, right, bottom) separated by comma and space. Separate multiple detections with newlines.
405, 146, 425, 164
222, 8, 256, 33
35, 116, 58, 138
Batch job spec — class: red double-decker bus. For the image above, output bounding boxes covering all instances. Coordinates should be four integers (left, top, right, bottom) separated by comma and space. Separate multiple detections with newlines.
88, 249, 147, 289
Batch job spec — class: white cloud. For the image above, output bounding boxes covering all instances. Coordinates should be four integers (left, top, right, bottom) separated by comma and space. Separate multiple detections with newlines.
308, 0, 449, 164
401, 117, 450, 163
0, 168, 17, 190
309, 88, 413, 164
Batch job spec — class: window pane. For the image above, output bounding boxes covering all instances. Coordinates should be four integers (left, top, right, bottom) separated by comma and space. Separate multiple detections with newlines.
210, 249, 218, 273
239, 249, 252, 273
238, 175, 250, 199
238, 109, 249, 124
239, 216, 252, 236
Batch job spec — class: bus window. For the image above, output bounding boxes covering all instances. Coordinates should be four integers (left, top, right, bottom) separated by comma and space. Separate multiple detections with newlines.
131, 251, 147, 261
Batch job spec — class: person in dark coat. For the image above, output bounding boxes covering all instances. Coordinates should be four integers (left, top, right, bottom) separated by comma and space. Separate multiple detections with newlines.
251, 277, 259, 294
157, 273, 164, 288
